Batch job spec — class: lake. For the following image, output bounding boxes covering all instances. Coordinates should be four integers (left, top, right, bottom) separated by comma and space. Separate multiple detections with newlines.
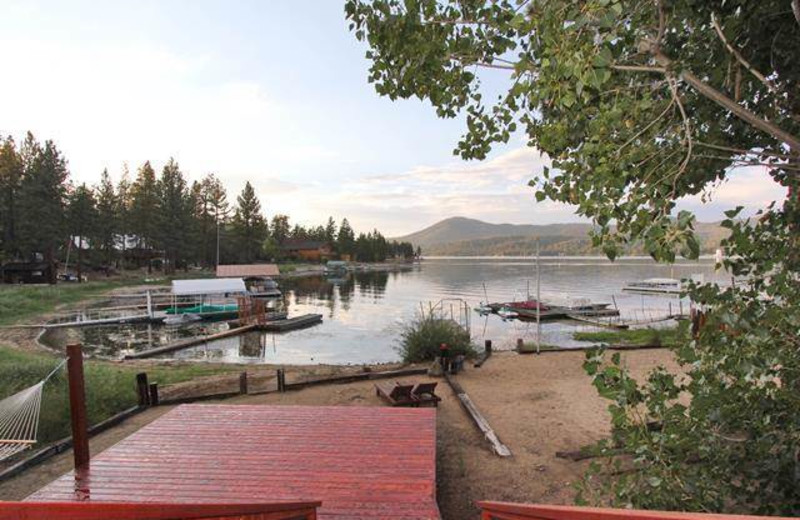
69, 257, 727, 365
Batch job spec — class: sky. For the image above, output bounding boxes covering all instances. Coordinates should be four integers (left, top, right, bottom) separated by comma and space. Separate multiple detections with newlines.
0, 0, 787, 236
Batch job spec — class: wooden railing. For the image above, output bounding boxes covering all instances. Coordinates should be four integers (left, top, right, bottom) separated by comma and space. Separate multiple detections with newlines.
477, 502, 792, 520
0, 501, 320, 520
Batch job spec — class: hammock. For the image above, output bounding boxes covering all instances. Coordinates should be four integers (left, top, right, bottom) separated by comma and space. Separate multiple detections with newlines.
0, 359, 66, 462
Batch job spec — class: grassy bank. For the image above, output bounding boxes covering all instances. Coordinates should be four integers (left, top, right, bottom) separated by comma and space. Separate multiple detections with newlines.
0, 346, 240, 444
573, 325, 684, 347
0, 279, 159, 326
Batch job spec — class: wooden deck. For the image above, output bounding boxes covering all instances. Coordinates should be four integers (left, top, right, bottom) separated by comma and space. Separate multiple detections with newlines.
28, 404, 440, 519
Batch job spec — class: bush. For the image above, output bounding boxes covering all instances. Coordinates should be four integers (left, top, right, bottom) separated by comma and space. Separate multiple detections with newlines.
398, 315, 475, 363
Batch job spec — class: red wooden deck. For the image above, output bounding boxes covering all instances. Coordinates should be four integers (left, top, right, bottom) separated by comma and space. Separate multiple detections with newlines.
27, 404, 440, 519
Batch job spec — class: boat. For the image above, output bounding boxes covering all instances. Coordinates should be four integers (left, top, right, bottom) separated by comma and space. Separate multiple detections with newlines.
248, 277, 282, 298
496, 306, 519, 320
163, 313, 202, 326
622, 278, 682, 294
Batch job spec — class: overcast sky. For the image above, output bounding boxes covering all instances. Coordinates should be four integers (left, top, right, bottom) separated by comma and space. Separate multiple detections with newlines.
0, 0, 786, 236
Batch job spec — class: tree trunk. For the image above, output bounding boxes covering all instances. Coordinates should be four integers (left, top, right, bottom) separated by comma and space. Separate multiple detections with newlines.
46, 245, 57, 285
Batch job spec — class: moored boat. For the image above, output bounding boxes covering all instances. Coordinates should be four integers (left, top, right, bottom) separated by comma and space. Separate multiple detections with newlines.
622, 278, 682, 294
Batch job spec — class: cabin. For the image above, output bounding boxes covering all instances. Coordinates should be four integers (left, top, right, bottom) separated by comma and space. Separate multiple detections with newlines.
216, 264, 281, 297
1, 261, 56, 284
280, 240, 334, 262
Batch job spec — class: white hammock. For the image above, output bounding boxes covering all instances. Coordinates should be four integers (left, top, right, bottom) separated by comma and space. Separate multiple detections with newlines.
0, 359, 66, 462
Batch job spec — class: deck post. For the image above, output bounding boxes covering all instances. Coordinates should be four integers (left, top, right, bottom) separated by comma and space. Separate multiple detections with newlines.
277, 369, 286, 392
148, 383, 159, 405
136, 372, 150, 406
66, 343, 90, 471
239, 371, 248, 394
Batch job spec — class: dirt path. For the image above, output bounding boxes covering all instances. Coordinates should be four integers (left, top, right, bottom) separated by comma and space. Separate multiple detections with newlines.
0, 349, 677, 519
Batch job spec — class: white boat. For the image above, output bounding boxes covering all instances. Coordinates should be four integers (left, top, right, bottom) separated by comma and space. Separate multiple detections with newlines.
496, 306, 519, 320
622, 278, 682, 294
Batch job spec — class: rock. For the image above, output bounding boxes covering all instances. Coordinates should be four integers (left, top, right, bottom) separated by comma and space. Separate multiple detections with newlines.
428, 359, 443, 377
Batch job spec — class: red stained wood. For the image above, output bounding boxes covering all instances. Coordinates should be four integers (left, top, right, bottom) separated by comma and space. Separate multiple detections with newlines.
0, 501, 320, 520
477, 502, 794, 520
28, 405, 439, 519
66, 344, 90, 471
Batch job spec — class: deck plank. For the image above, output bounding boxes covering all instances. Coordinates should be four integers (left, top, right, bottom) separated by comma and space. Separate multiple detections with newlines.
28, 404, 439, 519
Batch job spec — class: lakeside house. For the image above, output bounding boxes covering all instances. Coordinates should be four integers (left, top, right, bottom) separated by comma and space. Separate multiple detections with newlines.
279, 240, 334, 262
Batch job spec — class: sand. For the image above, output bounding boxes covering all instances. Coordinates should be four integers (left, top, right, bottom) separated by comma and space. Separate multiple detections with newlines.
0, 349, 678, 519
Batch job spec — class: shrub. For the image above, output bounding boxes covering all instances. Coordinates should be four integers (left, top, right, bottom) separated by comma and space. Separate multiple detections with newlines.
398, 315, 475, 363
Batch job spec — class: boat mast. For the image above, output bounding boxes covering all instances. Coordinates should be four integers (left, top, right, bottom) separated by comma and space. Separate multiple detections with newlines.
536, 238, 541, 354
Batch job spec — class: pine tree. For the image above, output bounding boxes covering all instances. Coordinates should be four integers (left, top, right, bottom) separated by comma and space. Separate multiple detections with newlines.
194, 173, 229, 266
270, 214, 290, 245
129, 161, 158, 269
67, 183, 98, 282
0, 136, 23, 260
156, 158, 192, 274
324, 217, 337, 243
94, 169, 118, 267
116, 164, 132, 264
17, 133, 69, 283
231, 181, 268, 263
337, 218, 355, 257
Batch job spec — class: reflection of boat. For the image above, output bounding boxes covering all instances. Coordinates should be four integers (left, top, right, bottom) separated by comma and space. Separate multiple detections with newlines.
622, 278, 682, 294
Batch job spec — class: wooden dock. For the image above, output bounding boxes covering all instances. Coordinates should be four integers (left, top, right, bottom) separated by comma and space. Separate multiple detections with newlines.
257, 313, 323, 332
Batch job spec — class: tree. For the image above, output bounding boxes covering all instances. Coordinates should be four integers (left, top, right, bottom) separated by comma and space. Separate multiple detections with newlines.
66, 183, 98, 282
94, 169, 118, 267
193, 173, 229, 266
129, 161, 159, 268
156, 158, 192, 274
270, 214, 290, 245
324, 216, 338, 243
347, 0, 800, 514
0, 136, 23, 260
116, 164, 132, 264
337, 218, 355, 257
231, 181, 268, 263
16, 133, 69, 283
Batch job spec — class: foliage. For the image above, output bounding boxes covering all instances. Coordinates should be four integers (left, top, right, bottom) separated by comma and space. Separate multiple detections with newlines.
398, 314, 475, 363
231, 181, 269, 263
347, 0, 800, 514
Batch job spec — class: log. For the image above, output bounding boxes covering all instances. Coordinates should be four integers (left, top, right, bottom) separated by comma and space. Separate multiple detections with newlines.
123, 324, 258, 359
444, 373, 511, 457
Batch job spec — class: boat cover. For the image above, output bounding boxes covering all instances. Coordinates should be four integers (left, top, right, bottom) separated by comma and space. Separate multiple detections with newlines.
172, 278, 246, 296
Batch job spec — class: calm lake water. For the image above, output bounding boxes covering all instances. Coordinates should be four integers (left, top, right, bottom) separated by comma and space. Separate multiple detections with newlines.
69, 257, 727, 365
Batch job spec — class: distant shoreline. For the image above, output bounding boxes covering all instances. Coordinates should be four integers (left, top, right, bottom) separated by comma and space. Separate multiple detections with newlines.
422, 255, 718, 261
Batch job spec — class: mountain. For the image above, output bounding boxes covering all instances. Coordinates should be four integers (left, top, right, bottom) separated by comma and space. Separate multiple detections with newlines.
393, 217, 728, 256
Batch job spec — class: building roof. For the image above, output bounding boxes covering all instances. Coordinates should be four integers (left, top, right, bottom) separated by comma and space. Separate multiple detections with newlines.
171, 278, 246, 296
280, 240, 330, 251
29, 404, 440, 519
216, 264, 279, 278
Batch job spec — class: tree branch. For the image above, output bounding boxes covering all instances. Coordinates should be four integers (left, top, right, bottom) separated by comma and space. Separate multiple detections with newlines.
710, 12, 777, 95
640, 41, 800, 152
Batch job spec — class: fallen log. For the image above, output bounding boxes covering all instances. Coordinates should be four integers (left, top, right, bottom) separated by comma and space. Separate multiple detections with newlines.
123, 324, 258, 359
444, 372, 511, 457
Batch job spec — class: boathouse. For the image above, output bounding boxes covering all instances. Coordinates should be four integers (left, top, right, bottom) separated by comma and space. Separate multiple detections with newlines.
215, 264, 281, 297
1, 260, 56, 284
